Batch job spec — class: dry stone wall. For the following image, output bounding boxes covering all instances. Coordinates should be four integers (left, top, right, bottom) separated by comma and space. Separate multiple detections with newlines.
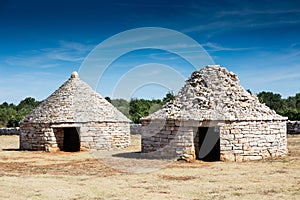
130, 124, 142, 134
80, 122, 130, 150
287, 121, 300, 134
141, 119, 287, 161
20, 122, 130, 152
142, 119, 199, 160
141, 119, 191, 159
19, 72, 131, 152
52, 128, 64, 150
141, 65, 287, 161
20, 123, 49, 150
0, 127, 20, 135
220, 120, 287, 161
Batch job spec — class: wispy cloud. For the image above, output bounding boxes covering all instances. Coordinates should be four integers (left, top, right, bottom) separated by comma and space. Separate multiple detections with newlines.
236, 63, 300, 97
257, 69, 300, 83
41, 41, 95, 61
0, 71, 65, 104
182, 18, 300, 34
289, 42, 300, 49
12, 71, 54, 79
202, 42, 256, 52
181, 2, 300, 35
6, 41, 96, 68
217, 9, 300, 17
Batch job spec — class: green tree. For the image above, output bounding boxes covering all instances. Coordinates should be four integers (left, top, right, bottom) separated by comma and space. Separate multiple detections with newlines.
149, 103, 162, 114
278, 109, 300, 120
0, 97, 41, 127
257, 91, 284, 112
129, 99, 150, 123
295, 93, 300, 111
285, 96, 296, 110
257, 91, 300, 120
17, 97, 40, 111
111, 98, 130, 118
0, 106, 17, 127
105, 96, 111, 103
163, 91, 175, 102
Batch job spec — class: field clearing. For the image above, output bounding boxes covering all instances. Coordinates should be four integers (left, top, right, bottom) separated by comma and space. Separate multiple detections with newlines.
0, 134, 299, 200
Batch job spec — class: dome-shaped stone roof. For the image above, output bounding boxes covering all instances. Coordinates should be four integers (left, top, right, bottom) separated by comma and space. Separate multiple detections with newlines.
144, 65, 286, 121
22, 72, 130, 123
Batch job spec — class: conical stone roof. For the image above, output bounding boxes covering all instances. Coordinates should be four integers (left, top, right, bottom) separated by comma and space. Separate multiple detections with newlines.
144, 65, 286, 121
22, 72, 130, 123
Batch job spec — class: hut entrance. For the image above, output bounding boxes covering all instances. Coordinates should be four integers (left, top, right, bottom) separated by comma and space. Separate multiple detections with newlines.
63, 127, 80, 152
197, 127, 220, 161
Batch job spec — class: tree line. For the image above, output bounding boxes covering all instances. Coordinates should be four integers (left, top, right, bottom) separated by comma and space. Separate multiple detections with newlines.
105, 91, 175, 123
256, 92, 300, 120
0, 97, 41, 127
0, 91, 299, 127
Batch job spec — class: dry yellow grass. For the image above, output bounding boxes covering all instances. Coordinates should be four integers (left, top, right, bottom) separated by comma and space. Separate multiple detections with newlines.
0, 134, 299, 200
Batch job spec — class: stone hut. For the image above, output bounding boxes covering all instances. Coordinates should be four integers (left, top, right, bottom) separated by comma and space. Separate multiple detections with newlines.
20, 72, 130, 152
141, 65, 287, 161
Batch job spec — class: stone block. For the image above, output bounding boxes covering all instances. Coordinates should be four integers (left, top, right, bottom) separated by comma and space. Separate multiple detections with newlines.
233, 150, 243, 154
235, 155, 244, 162
231, 129, 241, 134
234, 134, 243, 139
221, 146, 233, 151
243, 156, 262, 161
220, 152, 235, 161
249, 142, 258, 146
242, 146, 251, 151
265, 135, 275, 142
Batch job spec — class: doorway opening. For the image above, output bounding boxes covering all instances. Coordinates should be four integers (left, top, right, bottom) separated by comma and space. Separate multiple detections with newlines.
197, 127, 220, 161
63, 127, 80, 152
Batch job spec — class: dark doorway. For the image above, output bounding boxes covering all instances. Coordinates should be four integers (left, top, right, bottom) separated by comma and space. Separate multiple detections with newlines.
63, 127, 80, 152
197, 127, 220, 161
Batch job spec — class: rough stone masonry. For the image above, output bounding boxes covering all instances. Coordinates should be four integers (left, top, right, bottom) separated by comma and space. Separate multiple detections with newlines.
141, 65, 287, 161
20, 72, 131, 152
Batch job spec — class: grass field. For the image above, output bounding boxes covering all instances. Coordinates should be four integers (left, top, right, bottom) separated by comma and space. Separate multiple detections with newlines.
0, 134, 299, 200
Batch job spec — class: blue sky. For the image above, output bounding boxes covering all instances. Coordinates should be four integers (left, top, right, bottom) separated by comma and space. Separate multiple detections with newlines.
0, 0, 300, 104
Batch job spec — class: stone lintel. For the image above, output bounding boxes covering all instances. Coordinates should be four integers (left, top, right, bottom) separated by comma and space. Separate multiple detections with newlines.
50, 123, 82, 128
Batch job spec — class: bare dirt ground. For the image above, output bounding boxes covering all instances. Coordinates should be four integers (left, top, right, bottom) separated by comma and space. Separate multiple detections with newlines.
0, 134, 299, 200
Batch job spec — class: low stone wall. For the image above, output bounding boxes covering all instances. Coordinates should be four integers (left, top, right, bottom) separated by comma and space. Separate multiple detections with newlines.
80, 122, 130, 151
287, 121, 300, 134
220, 120, 287, 162
141, 119, 287, 161
130, 124, 142, 134
141, 119, 197, 159
20, 122, 130, 151
0, 127, 20, 135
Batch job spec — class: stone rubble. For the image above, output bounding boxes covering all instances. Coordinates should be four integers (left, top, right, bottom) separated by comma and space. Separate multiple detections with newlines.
144, 65, 284, 121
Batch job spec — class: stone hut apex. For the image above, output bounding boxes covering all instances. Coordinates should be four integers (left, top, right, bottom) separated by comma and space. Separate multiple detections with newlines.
20, 72, 131, 152
141, 65, 287, 162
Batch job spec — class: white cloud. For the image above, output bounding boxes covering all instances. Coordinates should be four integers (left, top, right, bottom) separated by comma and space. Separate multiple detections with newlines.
0, 71, 65, 104
182, 10, 300, 35
240, 64, 300, 85
183, 19, 300, 34
5, 41, 96, 68
202, 42, 256, 52
235, 64, 300, 98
